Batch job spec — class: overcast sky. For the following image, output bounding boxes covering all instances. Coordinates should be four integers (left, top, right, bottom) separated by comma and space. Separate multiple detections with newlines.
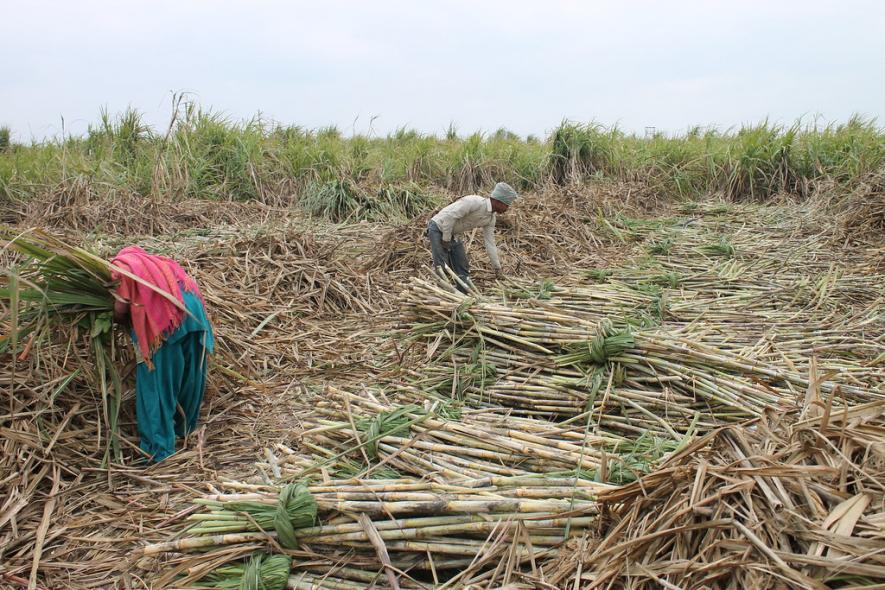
2, 0, 883, 141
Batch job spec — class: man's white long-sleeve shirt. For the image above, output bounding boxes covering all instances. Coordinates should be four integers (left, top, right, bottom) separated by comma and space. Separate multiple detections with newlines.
431, 195, 501, 270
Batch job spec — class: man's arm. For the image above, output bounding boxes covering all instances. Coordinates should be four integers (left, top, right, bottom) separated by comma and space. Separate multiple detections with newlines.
483, 222, 502, 272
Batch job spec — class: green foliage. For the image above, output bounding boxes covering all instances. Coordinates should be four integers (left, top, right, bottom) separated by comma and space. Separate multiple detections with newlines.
584, 268, 614, 282
556, 320, 634, 368
375, 182, 443, 220
446, 122, 458, 141
548, 121, 618, 184
506, 278, 556, 300
723, 122, 800, 200
356, 405, 423, 459
600, 433, 680, 484
796, 115, 885, 183
86, 107, 151, 163
702, 235, 736, 258
642, 272, 682, 288
299, 179, 367, 222
196, 553, 291, 590
647, 237, 675, 255
300, 180, 442, 223
327, 457, 402, 480
431, 359, 497, 402
2, 106, 883, 219
0, 228, 114, 317
170, 108, 266, 200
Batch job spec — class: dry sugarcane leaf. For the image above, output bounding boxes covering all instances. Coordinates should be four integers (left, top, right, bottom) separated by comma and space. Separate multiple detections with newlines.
357, 512, 401, 590
820, 493, 873, 559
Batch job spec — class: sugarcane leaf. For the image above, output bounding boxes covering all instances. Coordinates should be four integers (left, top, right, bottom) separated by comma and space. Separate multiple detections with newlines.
91, 314, 113, 338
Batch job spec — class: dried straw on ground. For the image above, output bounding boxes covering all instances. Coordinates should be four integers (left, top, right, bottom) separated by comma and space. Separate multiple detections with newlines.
2, 189, 884, 589
13, 187, 278, 236
542, 399, 885, 589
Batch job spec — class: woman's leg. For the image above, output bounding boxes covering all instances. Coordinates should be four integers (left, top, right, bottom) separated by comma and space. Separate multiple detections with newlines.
174, 332, 209, 436
135, 342, 184, 462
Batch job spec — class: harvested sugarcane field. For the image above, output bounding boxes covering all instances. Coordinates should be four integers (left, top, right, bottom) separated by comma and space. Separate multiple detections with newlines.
1, 114, 883, 589
2, 4, 885, 588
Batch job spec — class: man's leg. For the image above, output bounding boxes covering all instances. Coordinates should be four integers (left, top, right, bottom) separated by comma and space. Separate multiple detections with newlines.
449, 240, 471, 292
427, 221, 453, 274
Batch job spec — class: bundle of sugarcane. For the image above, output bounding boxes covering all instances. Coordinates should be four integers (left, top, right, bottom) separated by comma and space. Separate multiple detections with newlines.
460, 327, 879, 417
461, 371, 708, 433
193, 552, 292, 590
169, 550, 430, 590
685, 324, 885, 393
558, 263, 883, 352
546, 270, 884, 391
226, 473, 609, 514
499, 278, 659, 324
287, 569, 424, 590
175, 544, 562, 589
513, 268, 882, 349
401, 278, 632, 348
631, 329, 880, 401
661, 267, 882, 320
661, 278, 882, 325
1, 226, 127, 463
288, 386, 670, 484
141, 475, 601, 588
412, 268, 882, 416
395, 345, 698, 434
0, 227, 139, 585
401, 277, 882, 424
580, 212, 884, 322
540, 399, 885, 589
492, 278, 883, 392
0, 227, 115, 312
515, 272, 839, 324
399, 337, 706, 436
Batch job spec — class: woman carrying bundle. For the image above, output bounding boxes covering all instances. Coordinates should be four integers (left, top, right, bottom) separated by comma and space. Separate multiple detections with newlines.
111, 246, 214, 463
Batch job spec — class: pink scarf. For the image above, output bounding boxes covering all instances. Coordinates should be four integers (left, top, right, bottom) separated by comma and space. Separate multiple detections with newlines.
111, 246, 203, 366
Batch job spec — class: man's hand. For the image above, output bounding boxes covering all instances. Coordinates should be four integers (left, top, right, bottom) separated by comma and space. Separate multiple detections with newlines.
441, 240, 452, 252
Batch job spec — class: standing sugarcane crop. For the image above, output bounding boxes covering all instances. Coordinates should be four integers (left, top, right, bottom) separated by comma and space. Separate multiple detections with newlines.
426, 182, 518, 292
110, 246, 214, 462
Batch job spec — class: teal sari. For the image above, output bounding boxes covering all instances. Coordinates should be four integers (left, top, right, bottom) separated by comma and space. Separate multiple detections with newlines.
134, 290, 214, 462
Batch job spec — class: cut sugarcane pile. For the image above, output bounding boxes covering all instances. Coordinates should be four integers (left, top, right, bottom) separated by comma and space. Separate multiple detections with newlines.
142, 475, 606, 588
399, 276, 882, 425
541, 400, 885, 589
149, 400, 885, 589
267, 386, 674, 484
